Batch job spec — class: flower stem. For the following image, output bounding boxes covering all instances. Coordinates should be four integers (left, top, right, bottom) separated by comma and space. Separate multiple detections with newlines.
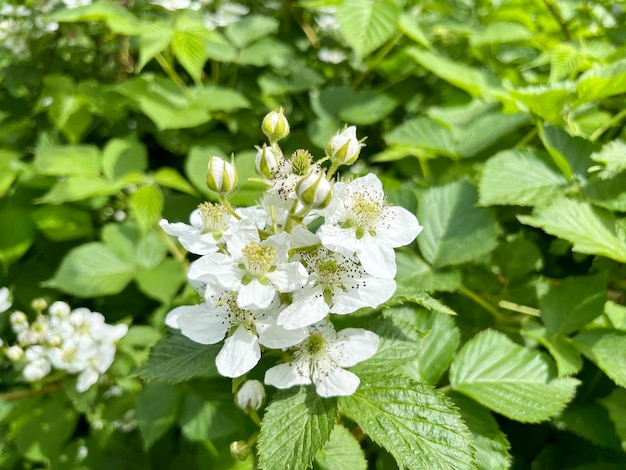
219, 195, 242, 221
155, 53, 191, 97
0, 382, 64, 401
590, 109, 626, 142
458, 285, 507, 322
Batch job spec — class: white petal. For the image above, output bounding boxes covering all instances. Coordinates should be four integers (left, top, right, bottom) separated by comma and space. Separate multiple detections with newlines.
178, 233, 220, 256
159, 219, 194, 238
317, 224, 358, 257
237, 279, 276, 310
375, 206, 423, 248
215, 326, 261, 378
349, 173, 384, 194
290, 225, 320, 248
176, 304, 229, 344
267, 262, 308, 292
257, 318, 308, 349
224, 219, 260, 259
357, 238, 396, 279
264, 232, 291, 262
331, 277, 396, 314
277, 289, 329, 330
265, 362, 311, 389
333, 328, 379, 367
76, 368, 99, 393
312, 358, 360, 397
188, 253, 240, 289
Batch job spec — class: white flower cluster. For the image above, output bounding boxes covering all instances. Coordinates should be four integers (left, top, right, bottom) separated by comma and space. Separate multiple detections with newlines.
161, 109, 422, 397
1, 298, 127, 393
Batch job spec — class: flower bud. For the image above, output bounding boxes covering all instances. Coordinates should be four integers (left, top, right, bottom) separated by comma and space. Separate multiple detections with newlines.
5, 345, 24, 362
10, 311, 29, 333
255, 144, 280, 179
235, 379, 266, 412
230, 440, 252, 461
326, 125, 364, 167
207, 156, 238, 194
296, 171, 333, 209
262, 107, 290, 142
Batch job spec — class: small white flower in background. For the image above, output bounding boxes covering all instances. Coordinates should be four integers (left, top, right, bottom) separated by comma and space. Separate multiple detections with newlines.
236, 379, 266, 412
277, 247, 396, 330
204, 2, 249, 29
319, 173, 423, 279
265, 321, 379, 397
318, 48, 347, 65
0, 286, 11, 313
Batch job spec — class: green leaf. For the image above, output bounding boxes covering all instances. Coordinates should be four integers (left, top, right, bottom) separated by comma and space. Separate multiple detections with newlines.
492, 237, 542, 282
44, 242, 135, 297
0, 203, 36, 267
314, 424, 367, 470
406, 47, 502, 97
33, 145, 100, 177
581, 171, 626, 212
520, 320, 583, 377
598, 387, 626, 452
340, 375, 475, 469
258, 66, 325, 95
101, 137, 148, 180
449, 329, 580, 422
418, 180, 498, 268
136, 382, 179, 450
138, 331, 221, 383
479, 149, 567, 207
469, 21, 531, 46
224, 15, 279, 48
538, 124, 597, 180
32, 205, 94, 241
539, 273, 606, 336
590, 140, 626, 179
383, 117, 457, 158
51, 1, 142, 35
237, 38, 293, 67
553, 403, 623, 451
573, 329, 626, 388
193, 85, 251, 112
398, 13, 432, 50
448, 393, 512, 470
0, 150, 23, 198
257, 387, 337, 470
509, 82, 574, 123
135, 258, 186, 303
336, 0, 400, 58
171, 16, 213, 83
101, 222, 168, 270
129, 184, 164, 233
137, 22, 173, 71
154, 167, 200, 197
576, 58, 626, 103
338, 91, 398, 126
37, 176, 127, 204
395, 251, 461, 293
178, 386, 243, 441
518, 197, 626, 263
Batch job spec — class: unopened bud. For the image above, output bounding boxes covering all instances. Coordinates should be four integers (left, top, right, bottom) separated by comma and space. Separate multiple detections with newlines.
235, 380, 266, 412
31, 297, 48, 314
207, 156, 238, 194
230, 440, 252, 461
255, 144, 280, 179
262, 107, 290, 142
5, 345, 24, 362
10, 311, 29, 332
296, 171, 333, 209
326, 125, 364, 167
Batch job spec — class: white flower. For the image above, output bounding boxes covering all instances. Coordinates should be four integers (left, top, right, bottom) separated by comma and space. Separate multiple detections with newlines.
318, 173, 423, 279
277, 247, 396, 329
5, 345, 23, 361
22, 346, 51, 382
326, 126, 364, 166
167, 294, 308, 378
0, 286, 11, 313
188, 222, 308, 309
265, 321, 378, 397
318, 48, 347, 64
235, 379, 266, 412
160, 202, 233, 255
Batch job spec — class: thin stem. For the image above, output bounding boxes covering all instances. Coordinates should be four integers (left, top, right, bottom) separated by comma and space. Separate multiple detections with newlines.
458, 285, 506, 321
590, 109, 626, 142
418, 157, 431, 181
514, 127, 538, 149
326, 161, 340, 180
542, 0, 571, 41
219, 195, 242, 220
155, 53, 191, 97
158, 226, 188, 263
352, 32, 403, 89
498, 300, 540, 317
0, 382, 64, 401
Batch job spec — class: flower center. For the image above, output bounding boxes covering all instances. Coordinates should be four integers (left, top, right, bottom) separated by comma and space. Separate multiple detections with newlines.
224, 296, 257, 332
241, 242, 276, 277
305, 333, 326, 356
346, 189, 389, 236
289, 149, 313, 176
198, 202, 230, 236
316, 259, 339, 280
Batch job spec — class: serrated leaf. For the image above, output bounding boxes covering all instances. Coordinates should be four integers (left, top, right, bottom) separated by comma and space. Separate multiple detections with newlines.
336, 0, 400, 58
257, 387, 337, 470
553, 403, 623, 451
470, 21, 531, 46
224, 15, 279, 48
129, 184, 164, 233
395, 251, 461, 293
101, 221, 168, 271
33, 145, 100, 177
598, 388, 626, 452
44, 242, 135, 297
538, 124, 597, 180
509, 82, 574, 123
383, 117, 457, 158
518, 197, 626, 263
32, 205, 94, 241
314, 424, 367, 470
590, 140, 626, 179
340, 375, 475, 470
576, 58, 626, 103
135, 258, 186, 303
449, 329, 580, 422
449, 393, 512, 470
539, 273, 606, 336
479, 149, 567, 207
102, 137, 148, 180
136, 382, 179, 450
520, 320, 583, 376
137, 22, 173, 71
418, 180, 498, 268
171, 22, 211, 84
573, 329, 626, 387
138, 331, 221, 383
406, 47, 502, 97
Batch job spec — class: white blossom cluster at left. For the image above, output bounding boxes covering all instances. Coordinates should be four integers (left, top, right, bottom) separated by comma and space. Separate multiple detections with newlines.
161, 108, 423, 398
0, 290, 128, 393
